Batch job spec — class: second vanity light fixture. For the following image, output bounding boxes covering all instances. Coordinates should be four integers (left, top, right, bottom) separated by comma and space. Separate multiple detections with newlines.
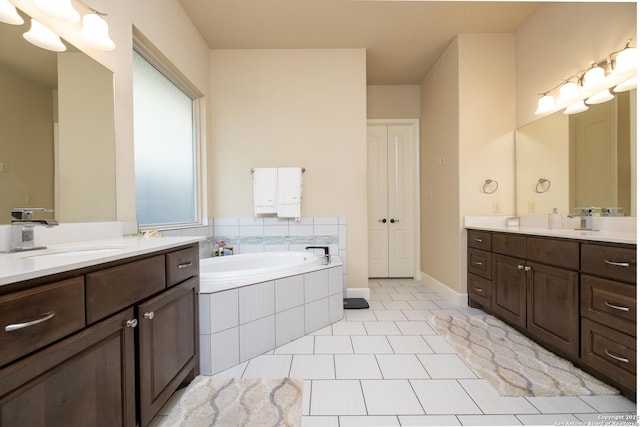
0, 0, 115, 52
535, 41, 637, 116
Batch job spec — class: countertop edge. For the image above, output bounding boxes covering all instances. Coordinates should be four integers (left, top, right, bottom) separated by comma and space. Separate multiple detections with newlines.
0, 236, 204, 287
465, 225, 636, 245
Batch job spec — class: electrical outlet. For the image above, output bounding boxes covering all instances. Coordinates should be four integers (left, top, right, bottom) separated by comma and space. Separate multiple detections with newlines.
528, 200, 536, 213
493, 201, 501, 213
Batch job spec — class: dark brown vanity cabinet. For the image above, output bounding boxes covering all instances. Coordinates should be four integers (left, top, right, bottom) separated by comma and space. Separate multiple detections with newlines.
580, 242, 636, 395
0, 243, 200, 426
467, 229, 637, 397
490, 233, 579, 359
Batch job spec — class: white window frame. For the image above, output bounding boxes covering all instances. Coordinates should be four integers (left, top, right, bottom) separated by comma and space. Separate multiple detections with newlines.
132, 30, 207, 230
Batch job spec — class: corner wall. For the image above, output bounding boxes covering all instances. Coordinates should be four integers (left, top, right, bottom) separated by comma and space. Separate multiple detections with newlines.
420, 34, 516, 295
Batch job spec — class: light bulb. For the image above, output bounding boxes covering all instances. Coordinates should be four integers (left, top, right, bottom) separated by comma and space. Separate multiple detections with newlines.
564, 99, 588, 115
79, 13, 115, 51
0, 0, 23, 25
614, 47, 638, 74
23, 18, 66, 52
586, 89, 614, 104
583, 65, 606, 89
558, 81, 579, 104
535, 95, 555, 115
614, 76, 637, 92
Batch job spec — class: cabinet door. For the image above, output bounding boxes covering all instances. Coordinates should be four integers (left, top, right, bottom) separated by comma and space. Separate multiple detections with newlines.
526, 262, 579, 359
492, 254, 527, 329
138, 277, 199, 427
0, 308, 136, 427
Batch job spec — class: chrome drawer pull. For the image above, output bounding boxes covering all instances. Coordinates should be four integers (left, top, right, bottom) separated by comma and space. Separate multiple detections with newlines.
178, 262, 193, 269
604, 349, 629, 364
473, 287, 483, 293
5, 311, 55, 332
474, 238, 483, 243
472, 261, 484, 266
604, 301, 630, 312
604, 260, 630, 268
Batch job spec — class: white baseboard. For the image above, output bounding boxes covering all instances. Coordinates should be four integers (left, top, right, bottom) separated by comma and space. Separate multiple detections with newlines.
345, 287, 371, 300
420, 272, 467, 306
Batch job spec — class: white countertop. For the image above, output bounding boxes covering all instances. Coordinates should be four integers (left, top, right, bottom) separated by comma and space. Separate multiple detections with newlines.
0, 236, 203, 287
464, 216, 636, 245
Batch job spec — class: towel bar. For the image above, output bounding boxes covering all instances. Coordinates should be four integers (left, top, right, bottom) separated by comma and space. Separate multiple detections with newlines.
251, 167, 305, 173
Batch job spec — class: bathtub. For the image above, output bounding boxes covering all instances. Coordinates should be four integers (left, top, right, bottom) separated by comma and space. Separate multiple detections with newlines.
198, 250, 344, 375
199, 251, 325, 292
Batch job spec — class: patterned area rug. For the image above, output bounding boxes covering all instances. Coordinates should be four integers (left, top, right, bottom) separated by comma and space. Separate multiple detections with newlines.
428, 312, 619, 397
161, 377, 303, 427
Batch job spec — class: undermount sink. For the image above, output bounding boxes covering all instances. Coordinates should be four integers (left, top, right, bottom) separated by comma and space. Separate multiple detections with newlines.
20, 247, 125, 260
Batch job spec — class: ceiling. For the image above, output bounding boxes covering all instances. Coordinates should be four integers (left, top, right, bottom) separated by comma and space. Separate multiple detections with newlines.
178, 0, 542, 85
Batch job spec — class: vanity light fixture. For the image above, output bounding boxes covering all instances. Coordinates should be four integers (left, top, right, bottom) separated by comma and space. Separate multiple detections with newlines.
34, 0, 80, 23
534, 40, 637, 116
23, 18, 66, 52
0, 0, 23, 25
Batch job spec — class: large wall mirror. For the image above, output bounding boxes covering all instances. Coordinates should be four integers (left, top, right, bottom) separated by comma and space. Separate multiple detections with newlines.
0, 7, 116, 225
516, 89, 636, 217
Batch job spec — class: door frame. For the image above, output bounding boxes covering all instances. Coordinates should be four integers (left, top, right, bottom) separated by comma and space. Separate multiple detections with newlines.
367, 119, 421, 280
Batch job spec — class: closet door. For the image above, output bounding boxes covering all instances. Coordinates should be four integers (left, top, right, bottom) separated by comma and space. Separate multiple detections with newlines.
368, 124, 415, 278
368, 125, 390, 278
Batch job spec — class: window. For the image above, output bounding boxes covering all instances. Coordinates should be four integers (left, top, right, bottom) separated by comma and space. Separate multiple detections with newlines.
132, 48, 201, 228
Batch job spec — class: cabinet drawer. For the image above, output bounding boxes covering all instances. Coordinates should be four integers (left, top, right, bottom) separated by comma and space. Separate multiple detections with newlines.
581, 244, 636, 284
0, 277, 85, 367
86, 255, 165, 324
492, 233, 526, 258
468, 248, 491, 280
581, 275, 636, 337
527, 237, 579, 270
468, 230, 492, 251
468, 273, 491, 308
581, 318, 636, 392
166, 245, 200, 287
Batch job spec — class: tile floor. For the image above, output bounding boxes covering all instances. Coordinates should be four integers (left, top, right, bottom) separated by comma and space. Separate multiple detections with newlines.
153, 278, 638, 426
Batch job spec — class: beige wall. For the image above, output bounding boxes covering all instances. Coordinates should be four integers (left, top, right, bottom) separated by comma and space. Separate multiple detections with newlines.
420, 38, 461, 292
367, 85, 421, 119
0, 64, 54, 217
516, 2, 636, 128
209, 49, 369, 288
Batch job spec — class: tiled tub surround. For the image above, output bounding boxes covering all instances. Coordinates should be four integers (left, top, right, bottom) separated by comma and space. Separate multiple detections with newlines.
161, 216, 348, 287
199, 263, 344, 375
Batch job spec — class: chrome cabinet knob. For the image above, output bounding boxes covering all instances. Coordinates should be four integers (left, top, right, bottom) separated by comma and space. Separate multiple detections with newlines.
126, 319, 138, 328
144, 311, 155, 320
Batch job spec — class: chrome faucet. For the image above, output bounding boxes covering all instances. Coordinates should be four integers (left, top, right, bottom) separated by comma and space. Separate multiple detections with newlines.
9, 208, 59, 252
568, 207, 596, 231
305, 246, 330, 264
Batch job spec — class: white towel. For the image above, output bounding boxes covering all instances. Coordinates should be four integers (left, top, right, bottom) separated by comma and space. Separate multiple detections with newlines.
277, 167, 303, 218
253, 168, 278, 216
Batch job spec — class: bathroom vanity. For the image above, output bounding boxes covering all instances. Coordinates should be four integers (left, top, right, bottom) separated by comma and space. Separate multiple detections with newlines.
466, 221, 636, 398
0, 237, 200, 426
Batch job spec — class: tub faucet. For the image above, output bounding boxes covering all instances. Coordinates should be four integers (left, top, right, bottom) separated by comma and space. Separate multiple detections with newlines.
9, 208, 58, 252
568, 207, 596, 231
306, 246, 330, 264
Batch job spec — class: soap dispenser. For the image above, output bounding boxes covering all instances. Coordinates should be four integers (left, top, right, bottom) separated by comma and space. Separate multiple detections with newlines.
548, 207, 562, 229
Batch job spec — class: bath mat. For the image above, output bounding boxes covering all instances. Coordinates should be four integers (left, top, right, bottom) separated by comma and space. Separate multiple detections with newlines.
160, 377, 303, 427
428, 312, 619, 397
